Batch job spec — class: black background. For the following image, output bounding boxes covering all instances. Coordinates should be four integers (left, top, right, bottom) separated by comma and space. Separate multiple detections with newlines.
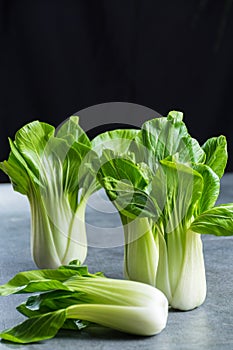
1, 0, 233, 182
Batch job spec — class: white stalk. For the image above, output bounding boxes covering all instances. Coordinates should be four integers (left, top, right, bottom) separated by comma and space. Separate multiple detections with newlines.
30, 189, 87, 269
170, 230, 206, 310
123, 217, 159, 286
66, 278, 168, 336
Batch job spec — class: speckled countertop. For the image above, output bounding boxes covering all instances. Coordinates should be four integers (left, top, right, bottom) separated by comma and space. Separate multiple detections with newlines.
0, 174, 233, 350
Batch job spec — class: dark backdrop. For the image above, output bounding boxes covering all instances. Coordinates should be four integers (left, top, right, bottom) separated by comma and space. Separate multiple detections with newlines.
1, 0, 233, 182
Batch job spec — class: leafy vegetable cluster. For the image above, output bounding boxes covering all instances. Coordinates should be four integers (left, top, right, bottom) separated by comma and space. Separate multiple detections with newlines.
94, 111, 233, 310
0, 110, 233, 343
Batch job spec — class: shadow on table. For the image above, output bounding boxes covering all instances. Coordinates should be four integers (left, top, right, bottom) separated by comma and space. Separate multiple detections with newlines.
57, 325, 146, 341
0, 325, 146, 349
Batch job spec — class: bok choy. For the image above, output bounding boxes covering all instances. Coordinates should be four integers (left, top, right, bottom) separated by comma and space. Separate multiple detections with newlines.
94, 111, 233, 310
0, 117, 98, 268
0, 261, 168, 343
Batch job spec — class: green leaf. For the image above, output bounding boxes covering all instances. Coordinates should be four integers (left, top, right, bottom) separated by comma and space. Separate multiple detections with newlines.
14, 121, 54, 179
141, 112, 188, 162
193, 164, 220, 213
25, 291, 88, 311
127, 132, 149, 164
56, 116, 91, 147
98, 150, 149, 190
167, 110, 184, 122
59, 260, 88, 273
152, 159, 204, 232
61, 141, 92, 191
100, 176, 157, 219
73, 145, 100, 196
17, 303, 43, 318
0, 309, 67, 344
0, 157, 29, 195
191, 204, 233, 236
0, 138, 42, 194
0, 279, 70, 296
92, 129, 139, 156
202, 135, 227, 178
1, 118, 96, 199
97, 150, 155, 218
176, 136, 206, 164
0, 266, 93, 296
16, 291, 88, 321
140, 111, 206, 172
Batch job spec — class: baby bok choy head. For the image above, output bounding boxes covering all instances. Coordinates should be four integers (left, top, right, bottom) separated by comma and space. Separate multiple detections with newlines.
0, 117, 99, 268
94, 111, 233, 311
0, 261, 168, 343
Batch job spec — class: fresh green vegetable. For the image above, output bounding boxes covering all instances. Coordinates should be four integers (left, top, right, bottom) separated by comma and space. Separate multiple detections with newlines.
94, 111, 233, 311
0, 117, 98, 268
0, 261, 168, 343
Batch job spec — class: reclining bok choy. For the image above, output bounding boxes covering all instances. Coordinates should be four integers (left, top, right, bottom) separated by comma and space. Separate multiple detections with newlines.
0, 261, 168, 343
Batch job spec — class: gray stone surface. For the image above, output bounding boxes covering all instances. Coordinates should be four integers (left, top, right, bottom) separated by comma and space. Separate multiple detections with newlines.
0, 174, 233, 349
